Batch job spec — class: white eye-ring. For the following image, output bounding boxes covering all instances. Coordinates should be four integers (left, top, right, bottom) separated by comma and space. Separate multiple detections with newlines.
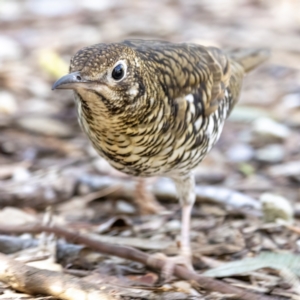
111, 60, 127, 81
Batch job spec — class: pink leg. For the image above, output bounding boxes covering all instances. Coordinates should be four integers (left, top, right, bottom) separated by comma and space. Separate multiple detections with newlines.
180, 202, 193, 260
147, 175, 195, 280
174, 174, 195, 261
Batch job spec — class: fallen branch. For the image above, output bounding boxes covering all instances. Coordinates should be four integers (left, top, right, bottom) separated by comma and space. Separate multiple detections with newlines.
0, 252, 115, 300
0, 224, 280, 300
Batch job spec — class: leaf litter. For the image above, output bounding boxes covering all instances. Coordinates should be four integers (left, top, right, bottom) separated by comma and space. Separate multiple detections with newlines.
1, 0, 300, 299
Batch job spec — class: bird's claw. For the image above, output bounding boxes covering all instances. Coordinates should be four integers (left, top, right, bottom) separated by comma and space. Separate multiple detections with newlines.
147, 252, 194, 282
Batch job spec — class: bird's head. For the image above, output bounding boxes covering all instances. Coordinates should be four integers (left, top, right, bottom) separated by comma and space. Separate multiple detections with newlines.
52, 43, 147, 115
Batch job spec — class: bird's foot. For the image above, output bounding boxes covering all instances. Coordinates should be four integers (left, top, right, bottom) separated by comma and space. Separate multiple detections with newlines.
147, 250, 193, 282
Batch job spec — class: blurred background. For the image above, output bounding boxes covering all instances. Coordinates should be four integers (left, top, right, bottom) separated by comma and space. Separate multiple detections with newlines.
0, 0, 300, 217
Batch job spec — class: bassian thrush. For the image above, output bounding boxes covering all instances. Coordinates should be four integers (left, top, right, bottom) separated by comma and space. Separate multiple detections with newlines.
52, 40, 269, 274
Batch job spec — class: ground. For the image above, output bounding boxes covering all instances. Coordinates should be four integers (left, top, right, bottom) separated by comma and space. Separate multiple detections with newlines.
0, 0, 300, 299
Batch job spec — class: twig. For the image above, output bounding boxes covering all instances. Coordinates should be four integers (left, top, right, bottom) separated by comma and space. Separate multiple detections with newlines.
0, 252, 115, 300
0, 224, 281, 300
283, 223, 300, 235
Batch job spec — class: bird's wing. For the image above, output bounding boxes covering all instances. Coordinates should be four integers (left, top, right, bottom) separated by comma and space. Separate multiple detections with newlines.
123, 39, 240, 117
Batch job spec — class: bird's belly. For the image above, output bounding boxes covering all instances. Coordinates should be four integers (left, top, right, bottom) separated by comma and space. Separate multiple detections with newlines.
89, 115, 226, 178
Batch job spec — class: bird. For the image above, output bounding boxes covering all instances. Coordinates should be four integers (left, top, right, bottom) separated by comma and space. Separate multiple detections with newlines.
52, 39, 269, 276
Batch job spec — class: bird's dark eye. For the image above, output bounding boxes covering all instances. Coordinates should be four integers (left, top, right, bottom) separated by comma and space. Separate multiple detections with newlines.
112, 63, 125, 81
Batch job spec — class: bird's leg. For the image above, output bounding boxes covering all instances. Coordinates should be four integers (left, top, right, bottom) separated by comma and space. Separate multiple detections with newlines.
134, 178, 164, 215
179, 200, 193, 263
173, 173, 195, 269
147, 174, 195, 280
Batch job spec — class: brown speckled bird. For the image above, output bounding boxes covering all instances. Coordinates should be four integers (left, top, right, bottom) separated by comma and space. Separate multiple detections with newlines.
52, 40, 269, 272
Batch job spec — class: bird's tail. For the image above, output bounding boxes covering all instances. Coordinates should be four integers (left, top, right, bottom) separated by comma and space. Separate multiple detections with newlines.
228, 48, 270, 73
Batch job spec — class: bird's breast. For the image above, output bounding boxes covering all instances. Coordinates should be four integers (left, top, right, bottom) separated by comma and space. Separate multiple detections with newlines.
75, 91, 231, 177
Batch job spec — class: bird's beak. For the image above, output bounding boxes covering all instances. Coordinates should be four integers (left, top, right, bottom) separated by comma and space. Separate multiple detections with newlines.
52, 71, 87, 90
